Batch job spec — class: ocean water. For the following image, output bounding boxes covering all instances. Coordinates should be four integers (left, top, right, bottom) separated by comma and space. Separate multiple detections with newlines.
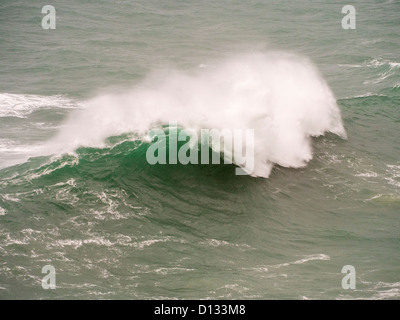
0, 0, 399, 299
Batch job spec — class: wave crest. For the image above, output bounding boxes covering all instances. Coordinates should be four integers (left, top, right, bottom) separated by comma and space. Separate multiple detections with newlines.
48, 52, 346, 177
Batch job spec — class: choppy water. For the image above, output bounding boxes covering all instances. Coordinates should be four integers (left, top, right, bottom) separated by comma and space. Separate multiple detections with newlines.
0, 0, 399, 299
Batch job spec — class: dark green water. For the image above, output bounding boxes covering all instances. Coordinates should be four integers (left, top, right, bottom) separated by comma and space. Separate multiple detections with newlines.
0, 0, 399, 299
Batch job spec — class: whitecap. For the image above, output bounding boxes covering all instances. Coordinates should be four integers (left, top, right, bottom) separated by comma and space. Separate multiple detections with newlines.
0, 93, 78, 118
270, 254, 330, 269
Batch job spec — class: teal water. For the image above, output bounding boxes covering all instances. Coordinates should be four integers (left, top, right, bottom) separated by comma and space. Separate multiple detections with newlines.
0, 0, 399, 299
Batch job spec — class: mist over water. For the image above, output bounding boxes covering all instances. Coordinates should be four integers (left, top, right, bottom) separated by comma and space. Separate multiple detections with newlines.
0, 0, 399, 300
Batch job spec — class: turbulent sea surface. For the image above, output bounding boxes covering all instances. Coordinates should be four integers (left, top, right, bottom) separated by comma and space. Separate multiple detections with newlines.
0, 0, 399, 299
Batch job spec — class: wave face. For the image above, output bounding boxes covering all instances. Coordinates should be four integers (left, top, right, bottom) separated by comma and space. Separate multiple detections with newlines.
47, 52, 346, 177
